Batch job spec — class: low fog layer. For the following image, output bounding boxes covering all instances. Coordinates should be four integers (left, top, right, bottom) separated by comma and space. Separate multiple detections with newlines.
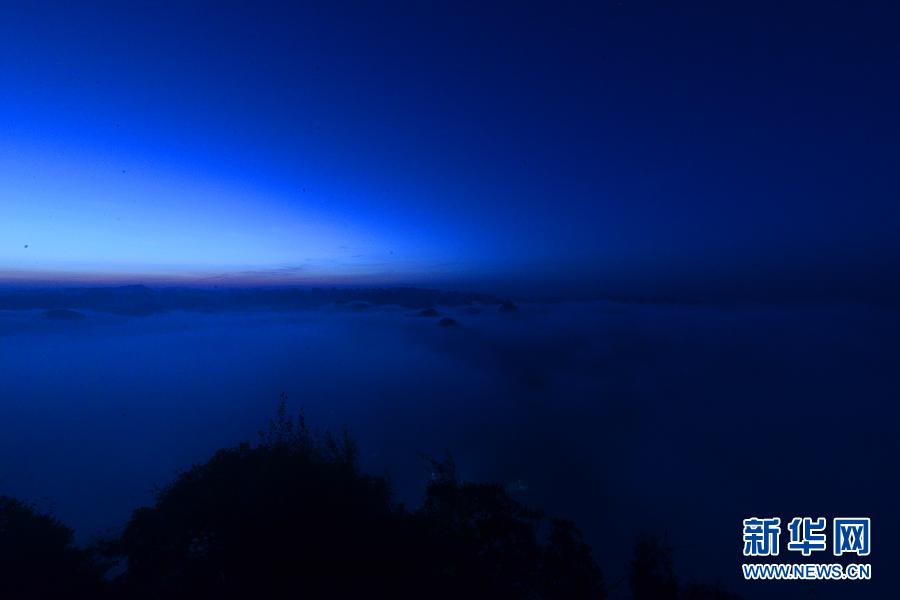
0, 300, 897, 597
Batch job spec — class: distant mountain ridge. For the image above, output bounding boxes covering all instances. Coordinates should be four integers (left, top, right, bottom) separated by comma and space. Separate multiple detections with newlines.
0, 286, 505, 316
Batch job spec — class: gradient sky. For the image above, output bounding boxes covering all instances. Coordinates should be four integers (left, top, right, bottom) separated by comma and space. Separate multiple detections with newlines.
2, 1, 899, 299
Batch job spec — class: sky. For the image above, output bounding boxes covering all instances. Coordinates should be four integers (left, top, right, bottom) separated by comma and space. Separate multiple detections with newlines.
1, 1, 899, 300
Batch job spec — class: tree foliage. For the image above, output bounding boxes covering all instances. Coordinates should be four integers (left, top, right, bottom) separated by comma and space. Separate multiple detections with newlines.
0, 399, 743, 599
0, 496, 107, 599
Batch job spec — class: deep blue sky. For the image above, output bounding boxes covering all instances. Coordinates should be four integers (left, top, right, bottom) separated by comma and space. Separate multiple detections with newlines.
2, 1, 898, 299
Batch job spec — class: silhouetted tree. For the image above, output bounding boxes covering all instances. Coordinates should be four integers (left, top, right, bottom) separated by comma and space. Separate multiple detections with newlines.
0, 496, 107, 599
109, 401, 400, 599
627, 534, 745, 600
0, 398, 745, 599
629, 533, 678, 600
412, 455, 604, 598
108, 402, 606, 598
539, 519, 606, 599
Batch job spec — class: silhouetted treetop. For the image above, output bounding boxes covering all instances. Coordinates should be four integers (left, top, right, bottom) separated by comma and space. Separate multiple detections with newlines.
0, 496, 107, 599
107, 403, 605, 599
0, 400, 743, 600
